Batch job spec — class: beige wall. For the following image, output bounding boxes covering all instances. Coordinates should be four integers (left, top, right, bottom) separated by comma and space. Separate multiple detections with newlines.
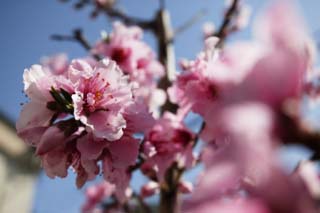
0, 116, 40, 213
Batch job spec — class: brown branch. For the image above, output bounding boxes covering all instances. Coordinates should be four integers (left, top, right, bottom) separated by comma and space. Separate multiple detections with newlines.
156, 9, 178, 114
278, 111, 320, 160
101, 196, 120, 212
159, 163, 182, 213
51, 29, 101, 60
133, 192, 152, 213
214, 0, 239, 46
101, 7, 155, 30
128, 138, 147, 172
128, 154, 145, 173
123, 202, 133, 213
192, 122, 206, 148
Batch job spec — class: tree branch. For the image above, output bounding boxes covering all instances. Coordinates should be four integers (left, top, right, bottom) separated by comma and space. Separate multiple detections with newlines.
192, 122, 206, 148
278, 111, 320, 160
214, 0, 239, 46
101, 7, 155, 30
51, 29, 101, 60
133, 192, 152, 213
160, 163, 182, 213
156, 9, 178, 114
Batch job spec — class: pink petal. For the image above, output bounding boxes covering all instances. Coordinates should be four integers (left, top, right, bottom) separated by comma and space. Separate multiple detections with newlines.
87, 110, 126, 141
108, 136, 139, 169
36, 126, 66, 155
77, 134, 108, 160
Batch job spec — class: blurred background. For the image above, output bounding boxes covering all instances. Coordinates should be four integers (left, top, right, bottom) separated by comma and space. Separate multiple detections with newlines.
0, 0, 320, 212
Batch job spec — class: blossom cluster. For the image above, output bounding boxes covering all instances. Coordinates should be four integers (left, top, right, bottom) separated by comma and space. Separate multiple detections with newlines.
17, 57, 155, 201
16, 1, 320, 213
170, 2, 320, 212
93, 22, 166, 116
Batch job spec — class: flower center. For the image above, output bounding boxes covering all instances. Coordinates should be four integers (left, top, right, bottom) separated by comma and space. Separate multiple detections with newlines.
111, 48, 130, 64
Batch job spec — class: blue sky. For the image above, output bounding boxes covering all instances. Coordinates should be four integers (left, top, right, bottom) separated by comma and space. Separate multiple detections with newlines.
1, 0, 320, 212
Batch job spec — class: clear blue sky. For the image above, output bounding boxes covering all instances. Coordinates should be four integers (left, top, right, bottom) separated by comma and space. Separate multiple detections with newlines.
0, 0, 319, 212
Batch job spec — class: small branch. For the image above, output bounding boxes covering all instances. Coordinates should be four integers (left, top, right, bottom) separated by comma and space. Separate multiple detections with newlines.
74, 0, 91, 9
101, 7, 155, 30
174, 9, 208, 36
123, 202, 133, 213
128, 154, 145, 172
60, 0, 154, 29
133, 192, 152, 213
73, 29, 92, 51
128, 139, 147, 172
101, 196, 120, 212
159, 163, 183, 213
51, 34, 74, 42
51, 29, 101, 60
277, 110, 320, 160
192, 122, 206, 148
214, 0, 239, 46
156, 9, 178, 114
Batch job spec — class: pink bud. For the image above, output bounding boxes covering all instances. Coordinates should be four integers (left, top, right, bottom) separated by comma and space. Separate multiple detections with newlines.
141, 181, 160, 198
296, 160, 320, 199
36, 126, 66, 155
234, 4, 251, 30
203, 22, 216, 38
95, 0, 115, 8
179, 181, 193, 194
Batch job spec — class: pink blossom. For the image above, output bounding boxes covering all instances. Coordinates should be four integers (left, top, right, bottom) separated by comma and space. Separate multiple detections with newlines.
140, 181, 160, 198
178, 180, 193, 194
69, 59, 151, 191
294, 160, 320, 200
92, 22, 163, 78
92, 22, 165, 114
41, 53, 69, 75
198, 103, 276, 200
233, 4, 251, 30
169, 1, 315, 120
17, 57, 154, 198
184, 198, 271, 213
16, 64, 73, 145
82, 181, 115, 213
184, 103, 318, 213
69, 59, 152, 140
141, 112, 195, 182
36, 125, 67, 155
76, 134, 140, 201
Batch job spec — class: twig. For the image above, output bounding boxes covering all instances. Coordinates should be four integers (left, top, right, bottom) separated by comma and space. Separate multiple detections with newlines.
156, 9, 178, 114
128, 139, 147, 172
174, 9, 208, 36
51, 29, 101, 60
123, 202, 133, 213
128, 154, 145, 172
214, 0, 239, 46
101, 196, 120, 212
74, 0, 91, 9
278, 111, 320, 160
159, 162, 183, 213
101, 7, 155, 30
73, 29, 92, 51
133, 192, 152, 213
192, 122, 206, 148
